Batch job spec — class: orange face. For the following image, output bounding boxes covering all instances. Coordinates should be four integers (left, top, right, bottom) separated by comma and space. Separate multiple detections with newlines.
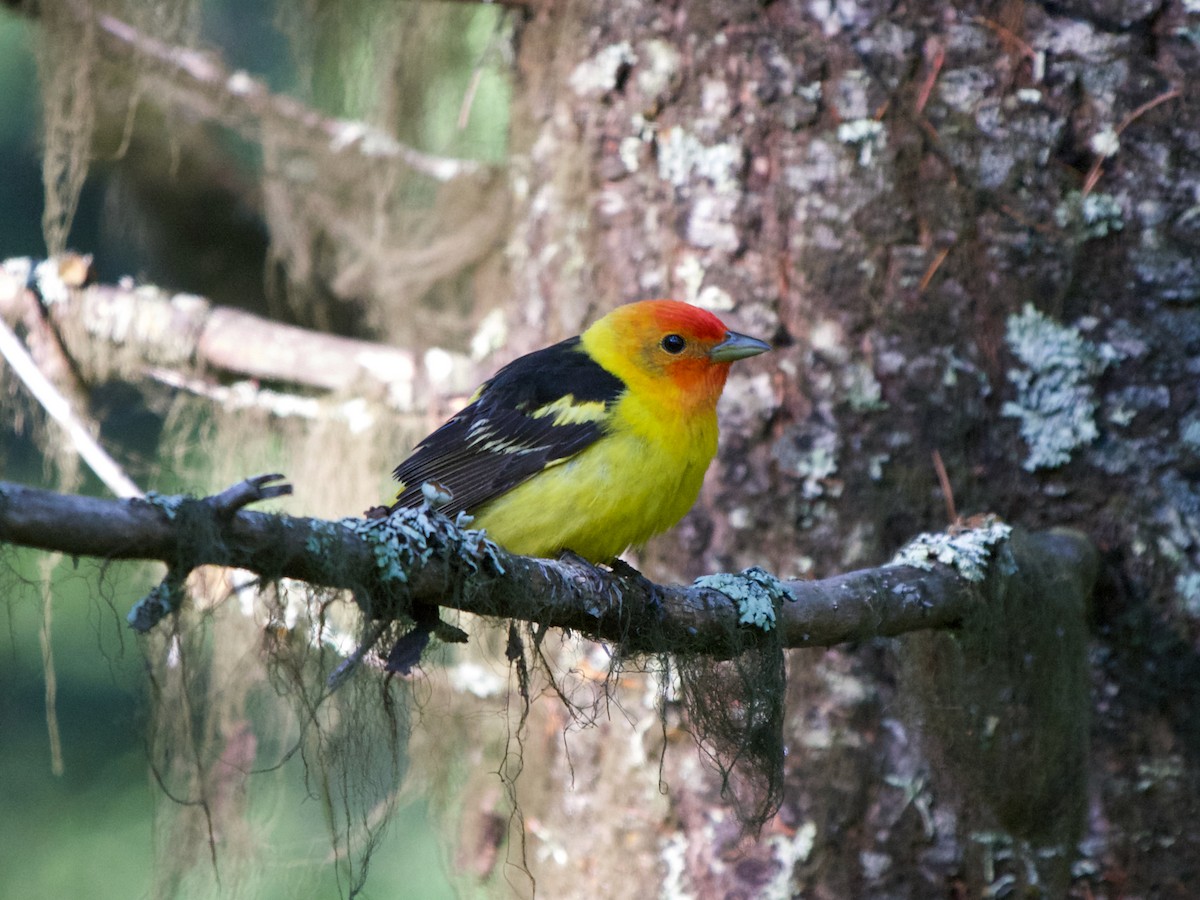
599, 300, 769, 410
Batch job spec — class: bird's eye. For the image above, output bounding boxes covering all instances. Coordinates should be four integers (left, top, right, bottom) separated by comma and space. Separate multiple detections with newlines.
660, 333, 687, 354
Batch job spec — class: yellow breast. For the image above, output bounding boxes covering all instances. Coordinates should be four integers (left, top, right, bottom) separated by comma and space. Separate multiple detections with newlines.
471, 393, 719, 561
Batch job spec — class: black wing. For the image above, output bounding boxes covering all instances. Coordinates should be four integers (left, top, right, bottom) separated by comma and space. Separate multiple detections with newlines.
391, 337, 625, 516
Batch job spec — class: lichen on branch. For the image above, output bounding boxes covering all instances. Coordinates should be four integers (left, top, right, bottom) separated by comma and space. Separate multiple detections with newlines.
0, 476, 1097, 659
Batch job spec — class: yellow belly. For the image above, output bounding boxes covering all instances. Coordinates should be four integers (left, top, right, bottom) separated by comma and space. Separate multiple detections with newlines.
471, 410, 718, 562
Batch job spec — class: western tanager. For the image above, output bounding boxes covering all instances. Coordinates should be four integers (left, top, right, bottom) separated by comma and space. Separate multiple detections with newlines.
384, 298, 770, 670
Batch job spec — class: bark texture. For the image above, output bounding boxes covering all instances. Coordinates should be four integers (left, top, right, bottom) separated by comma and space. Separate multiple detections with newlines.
493, 0, 1200, 895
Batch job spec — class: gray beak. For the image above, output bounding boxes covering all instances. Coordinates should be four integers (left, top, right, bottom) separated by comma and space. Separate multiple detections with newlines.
709, 330, 771, 363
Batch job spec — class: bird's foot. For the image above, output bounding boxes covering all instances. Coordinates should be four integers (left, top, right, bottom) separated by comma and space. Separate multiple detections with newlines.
607, 557, 666, 616
384, 625, 432, 675
383, 603, 469, 676
554, 549, 611, 593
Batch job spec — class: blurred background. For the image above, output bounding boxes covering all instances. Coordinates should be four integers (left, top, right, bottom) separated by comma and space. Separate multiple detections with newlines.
1, 2, 512, 896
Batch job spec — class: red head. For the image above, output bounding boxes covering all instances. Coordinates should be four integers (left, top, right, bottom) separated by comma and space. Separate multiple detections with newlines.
581, 299, 770, 413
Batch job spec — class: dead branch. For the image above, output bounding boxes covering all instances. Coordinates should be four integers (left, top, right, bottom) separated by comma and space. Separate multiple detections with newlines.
0, 314, 142, 497
0, 258, 472, 409
0, 476, 1100, 659
30, 5, 485, 182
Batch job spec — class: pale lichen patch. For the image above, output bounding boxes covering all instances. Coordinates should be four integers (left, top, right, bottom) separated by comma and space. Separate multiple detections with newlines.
888, 515, 1013, 582
1002, 304, 1115, 471
692, 566, 796, 631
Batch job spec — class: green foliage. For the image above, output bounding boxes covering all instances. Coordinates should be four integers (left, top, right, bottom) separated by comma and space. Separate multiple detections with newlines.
0, 547, 154, 899
277, 0, 510, 162
0, 16, 37, 145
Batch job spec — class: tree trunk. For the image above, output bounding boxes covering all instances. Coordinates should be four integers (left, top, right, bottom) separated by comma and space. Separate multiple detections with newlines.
491, 0, 1200, 895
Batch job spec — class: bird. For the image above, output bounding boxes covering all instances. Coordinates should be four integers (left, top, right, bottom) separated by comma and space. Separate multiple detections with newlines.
382, 298, 771, 672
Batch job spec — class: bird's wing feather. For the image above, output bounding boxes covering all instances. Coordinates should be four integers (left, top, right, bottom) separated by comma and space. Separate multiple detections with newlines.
391, 337, 625, 516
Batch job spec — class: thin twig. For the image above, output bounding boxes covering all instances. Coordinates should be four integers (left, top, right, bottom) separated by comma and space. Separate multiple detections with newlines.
932, 449, 957, 524
0, 317, 142, 498
207, 474, 293, 518
918, 247, 951, 292
915, 37, 945, 116
1082, 88, 1182, 196
972, 15, 1037, 60
458, 67, 485, 131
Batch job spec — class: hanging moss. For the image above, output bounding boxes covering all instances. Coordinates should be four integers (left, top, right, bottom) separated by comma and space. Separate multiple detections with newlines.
900, 527, 1092, 892
672, 634, 787, 833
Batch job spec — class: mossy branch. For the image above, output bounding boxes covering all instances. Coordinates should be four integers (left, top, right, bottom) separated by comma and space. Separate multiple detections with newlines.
0, 476, 1099, 657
